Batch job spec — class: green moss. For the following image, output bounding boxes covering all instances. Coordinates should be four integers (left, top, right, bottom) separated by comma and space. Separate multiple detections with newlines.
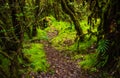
0, 54, 10, 76
72, 54, 84, 60
23, 43, 49, 72
45, 16, 76, 50
32, 28, 48, 40
78, 53, 97, 71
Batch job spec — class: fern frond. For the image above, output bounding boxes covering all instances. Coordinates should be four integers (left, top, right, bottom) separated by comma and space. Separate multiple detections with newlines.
97, 39, 109, 53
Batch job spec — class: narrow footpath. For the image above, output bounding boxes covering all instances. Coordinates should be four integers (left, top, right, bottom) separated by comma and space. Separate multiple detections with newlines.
31, 28, 96, 78
36, 41, 91, 78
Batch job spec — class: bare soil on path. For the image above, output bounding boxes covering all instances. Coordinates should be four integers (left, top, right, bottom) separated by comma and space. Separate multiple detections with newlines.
30, 28, 96, 78
35, 41, 94, 78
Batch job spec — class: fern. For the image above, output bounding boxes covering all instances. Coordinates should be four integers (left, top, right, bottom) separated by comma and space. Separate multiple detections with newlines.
96, 39, 109, 67
97, 39, 109, 53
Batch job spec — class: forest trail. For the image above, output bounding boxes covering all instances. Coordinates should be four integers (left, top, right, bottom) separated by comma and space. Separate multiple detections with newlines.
30, 27, 94, 78
38, 41, 90, 78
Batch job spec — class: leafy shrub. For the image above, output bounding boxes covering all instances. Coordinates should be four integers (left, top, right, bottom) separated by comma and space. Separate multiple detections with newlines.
78, 53, 97, 72
23, 43, 49, 72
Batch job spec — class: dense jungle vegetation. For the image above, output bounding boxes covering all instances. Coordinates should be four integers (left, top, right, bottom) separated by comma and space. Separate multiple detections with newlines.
0, 0, 120, 78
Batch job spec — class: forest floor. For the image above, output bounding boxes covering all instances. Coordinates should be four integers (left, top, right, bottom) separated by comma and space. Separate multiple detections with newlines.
37, 41, 92, 78
30, 27, 97, 78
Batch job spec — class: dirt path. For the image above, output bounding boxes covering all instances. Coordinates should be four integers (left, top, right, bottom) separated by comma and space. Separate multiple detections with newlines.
30, 29, 95, 78
34, 41, 91, 78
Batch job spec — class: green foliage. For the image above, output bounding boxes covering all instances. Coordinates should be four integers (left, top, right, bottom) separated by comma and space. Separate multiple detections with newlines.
117, 19, 120, 24
80, 20, 89, 33
78, 53, 97, 72
23, 43, 49, 72
97, 55, 109, 68
97, 39, 109, 53
24, 28, 48, 41
69, 33, 96, 53
95, 39, 109, 68
44, 16, 98, 53
0, 54, 10, 76
24, 33, 30, 41
80, 38, 96, 51
72, 54, 84, 60
33, 28, 48, 40
45, 16, 76, 50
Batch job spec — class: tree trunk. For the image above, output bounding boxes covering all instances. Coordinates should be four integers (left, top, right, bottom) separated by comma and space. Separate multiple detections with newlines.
60, 0, 84, 51
8, 0, 24, 77
32, 0, 40, 37
61, 0, 84, 42
53, 1, 60, 21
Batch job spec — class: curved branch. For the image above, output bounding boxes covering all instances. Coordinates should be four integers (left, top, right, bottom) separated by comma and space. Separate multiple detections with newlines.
61, 0, 84, 41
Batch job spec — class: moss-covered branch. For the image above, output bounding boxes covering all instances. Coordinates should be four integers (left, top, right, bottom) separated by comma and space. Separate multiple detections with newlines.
61, 0, 84, 41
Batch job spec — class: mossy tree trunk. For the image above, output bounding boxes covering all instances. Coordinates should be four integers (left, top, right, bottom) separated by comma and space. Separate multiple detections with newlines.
0, 0, 25, 77
61, 0, 84, 41
53, 1, 61, 21
32, 0, 40, 37
8, 0, 24, 77
60, 0, 84, 51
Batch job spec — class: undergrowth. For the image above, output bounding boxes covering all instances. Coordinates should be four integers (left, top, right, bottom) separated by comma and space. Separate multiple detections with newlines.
33, 28, 48, 40
78, 53, 97, 72
24, 28, 48, 42
0, 54, 10, 77
46, 16, 98, 53
22, 28, 49, 74
45, 16, 76, 50
37, 16, 100, 74
22, 43, 49, 73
